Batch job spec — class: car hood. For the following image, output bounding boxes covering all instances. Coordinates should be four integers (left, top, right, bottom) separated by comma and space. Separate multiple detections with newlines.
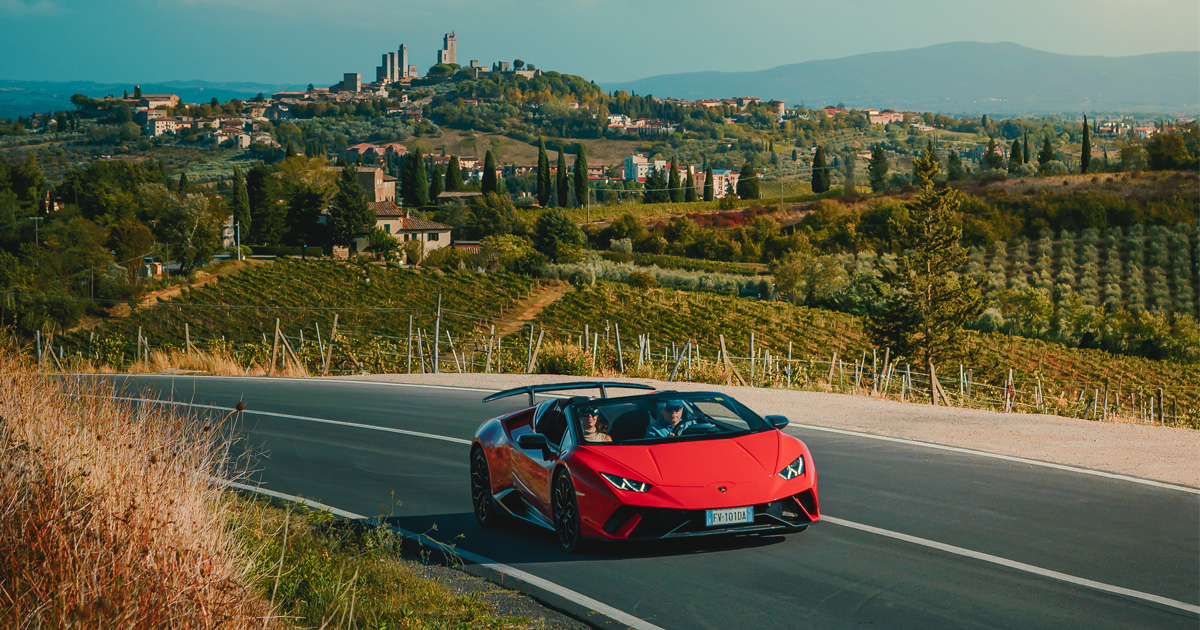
581, 430, 786, 487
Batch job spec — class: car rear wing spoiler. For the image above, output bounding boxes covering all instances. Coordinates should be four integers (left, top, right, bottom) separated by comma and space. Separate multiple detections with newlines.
482, 381, 655, 406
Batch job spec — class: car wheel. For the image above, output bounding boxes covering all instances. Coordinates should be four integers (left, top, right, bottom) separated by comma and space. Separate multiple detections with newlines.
552, 471, 583, 553
470, 447, 498, 527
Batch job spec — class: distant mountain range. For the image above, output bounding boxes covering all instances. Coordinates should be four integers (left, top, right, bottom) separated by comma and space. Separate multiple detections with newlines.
0, 80, 307, 119
604, 42, 1200, 114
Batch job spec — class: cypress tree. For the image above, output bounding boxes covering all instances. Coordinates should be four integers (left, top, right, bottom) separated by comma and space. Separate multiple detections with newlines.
703, 165, 714, 201
328, 166, 375, 247
843, 149, 856, 196
429, 165, 443, 201
445, 156, 462, 192
177, 171, 189, 194
667, 158, 681, 203
285, 143, 297, 158
247, 163, 284, 245
1023, 132, 1032, 163
482, 150, 498, 195
1081, 114, 1092, 174
684, 169, 698, 202
868, 143, 889, 192
811, 146, 830, 193
536, 138, 551, 207
403, 151, 428, 207
556, 150, 568, 207
573, 143, 589, 208
1008, 139, 1022, 172
229, 167, 251, 240
947, 150, 967, 181
736, 161, 759, 200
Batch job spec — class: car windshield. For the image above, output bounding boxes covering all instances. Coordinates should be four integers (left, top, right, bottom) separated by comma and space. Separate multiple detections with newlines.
572, 394, 771, 445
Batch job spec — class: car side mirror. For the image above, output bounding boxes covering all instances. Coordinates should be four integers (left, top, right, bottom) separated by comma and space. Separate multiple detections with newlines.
516, 433, 549, 450
766, 415, 789, 429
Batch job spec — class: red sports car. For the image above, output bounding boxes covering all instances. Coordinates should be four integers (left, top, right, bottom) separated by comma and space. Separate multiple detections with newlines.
469, 382, 820, 552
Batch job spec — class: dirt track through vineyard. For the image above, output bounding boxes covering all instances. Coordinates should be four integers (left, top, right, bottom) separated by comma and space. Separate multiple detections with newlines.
490, 281, 572, 338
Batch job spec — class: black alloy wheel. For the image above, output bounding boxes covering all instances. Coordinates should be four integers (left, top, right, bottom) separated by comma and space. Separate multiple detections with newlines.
470, 448, 498, 527
552, 471, 582, 552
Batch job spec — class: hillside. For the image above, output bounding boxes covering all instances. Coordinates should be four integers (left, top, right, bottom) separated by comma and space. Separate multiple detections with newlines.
0, 79, 307, 119
605, 42, 1200, 114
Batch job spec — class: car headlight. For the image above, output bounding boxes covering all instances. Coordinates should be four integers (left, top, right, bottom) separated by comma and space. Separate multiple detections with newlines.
600, 472, 653, 493
778, 456, 804, 480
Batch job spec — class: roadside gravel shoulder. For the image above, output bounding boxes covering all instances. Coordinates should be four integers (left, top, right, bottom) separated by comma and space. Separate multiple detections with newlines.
333, 373, 1200, 489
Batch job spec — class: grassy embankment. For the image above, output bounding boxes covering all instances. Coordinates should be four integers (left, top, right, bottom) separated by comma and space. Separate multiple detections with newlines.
0, 348, 551, 628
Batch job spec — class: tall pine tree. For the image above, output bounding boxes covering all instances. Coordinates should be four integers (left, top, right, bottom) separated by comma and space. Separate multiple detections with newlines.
868, 144, 889, 192
482, 150, 498, 195
536, 138, 551, 207
811, 146, 830, 193
429, 165, 443, 201
736, 161, 759, 200
177, 171, 189, 194
684, 169, 698, 202
1008, 139, 1022, 172
229, 167, 251, 242
1081, 114, 1092, 174
1023, 132, 1032, 163
1038, 135, 1057, 166
247, 163, 284, 245
703, 165, 715, 201
556, 150, 568, 207
982, 137, 1005, 170
866, 145, 983, 369
573, 143, 589, 208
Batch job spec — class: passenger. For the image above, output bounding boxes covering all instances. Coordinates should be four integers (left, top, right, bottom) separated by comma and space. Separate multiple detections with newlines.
580, 407, 612, 443
645, 400, 693, 438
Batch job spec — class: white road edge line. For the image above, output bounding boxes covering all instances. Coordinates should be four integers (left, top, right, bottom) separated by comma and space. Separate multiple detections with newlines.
220, 480, 666, 630
109, 394, 1200, 617
823, 515, 1200, 615
111, 374, 1200, 495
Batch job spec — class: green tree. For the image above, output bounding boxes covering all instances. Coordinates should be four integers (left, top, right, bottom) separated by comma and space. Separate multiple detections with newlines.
284, 184, 327, 247
247, 163, 285, 244
703, 165, 714, 201
684, 169, 698, 202
946, 150, 967, 181
842, 150, 856, 196
1080, 115, 1092, 174
811, 146, 830, 193
736, 161, 759, 200
1023, 131, 1032, 163
229, 167, 251, 240
157, 194, 223, 275
401, 151, 428, 207
445, 156, 462, 192
642, 168, 669, 204
536, 138, 551, 207
177, 171, 189, 194
533, 208, 585, 262
1008, 139, 1022, 172
555, 150, 568, 207
429, 165, 444, 201
465, 192, 527, 239
482, 150, 498, 195
866, 145, 984, 369
868, 144, 889, 192
982, 137, 1005, 170
328, 166, 374, 247
668, 158, 681, 203
1145, 132, 1195, 170
1038, 135, 1057, 166
573, 143, 589, 208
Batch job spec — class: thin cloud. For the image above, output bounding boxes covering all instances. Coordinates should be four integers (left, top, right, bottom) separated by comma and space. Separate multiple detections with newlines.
0, 0, 57, 15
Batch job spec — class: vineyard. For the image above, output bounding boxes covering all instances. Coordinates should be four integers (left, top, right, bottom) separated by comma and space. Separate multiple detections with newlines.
966, 221, 1200, 317
530, 282, 1199, 424
58, 259, 538, 366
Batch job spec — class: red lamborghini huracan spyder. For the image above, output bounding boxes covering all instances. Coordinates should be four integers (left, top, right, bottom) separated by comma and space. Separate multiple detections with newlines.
469, 382, 820, 552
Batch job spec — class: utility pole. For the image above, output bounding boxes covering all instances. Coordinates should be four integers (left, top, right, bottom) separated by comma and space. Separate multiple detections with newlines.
235, 222, 242, 261
28, 216, 42, 247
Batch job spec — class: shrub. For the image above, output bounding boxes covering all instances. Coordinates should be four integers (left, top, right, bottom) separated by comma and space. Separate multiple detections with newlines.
629, 270, 658, 288
534, 341, 593, 376
1039, 160, 1068, 176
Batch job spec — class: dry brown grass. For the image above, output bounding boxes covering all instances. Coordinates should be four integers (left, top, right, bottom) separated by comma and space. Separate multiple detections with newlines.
0, 347, 277, 629
79, 348, 312, 379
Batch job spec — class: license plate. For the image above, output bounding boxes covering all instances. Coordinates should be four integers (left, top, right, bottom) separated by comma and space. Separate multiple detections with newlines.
705, 506, 754, 527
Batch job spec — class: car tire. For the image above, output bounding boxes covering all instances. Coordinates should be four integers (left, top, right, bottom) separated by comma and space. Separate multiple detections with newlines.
552, 470, 583, 553
470, 447, 499, 527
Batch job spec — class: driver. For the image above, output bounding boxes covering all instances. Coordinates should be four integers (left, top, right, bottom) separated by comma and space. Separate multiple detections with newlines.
645, 400, 696, 438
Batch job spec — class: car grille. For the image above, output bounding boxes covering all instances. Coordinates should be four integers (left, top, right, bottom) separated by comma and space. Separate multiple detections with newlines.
605, 490, 817, 539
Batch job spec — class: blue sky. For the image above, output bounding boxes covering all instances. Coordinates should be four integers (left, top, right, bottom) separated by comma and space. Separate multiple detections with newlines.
1, 0, 1197, 85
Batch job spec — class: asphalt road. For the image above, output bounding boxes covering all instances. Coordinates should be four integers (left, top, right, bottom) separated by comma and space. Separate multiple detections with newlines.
103, 375, 1199, 630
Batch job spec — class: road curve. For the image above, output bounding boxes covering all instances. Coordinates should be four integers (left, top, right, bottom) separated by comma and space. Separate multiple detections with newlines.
103, 375, 1199, 630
